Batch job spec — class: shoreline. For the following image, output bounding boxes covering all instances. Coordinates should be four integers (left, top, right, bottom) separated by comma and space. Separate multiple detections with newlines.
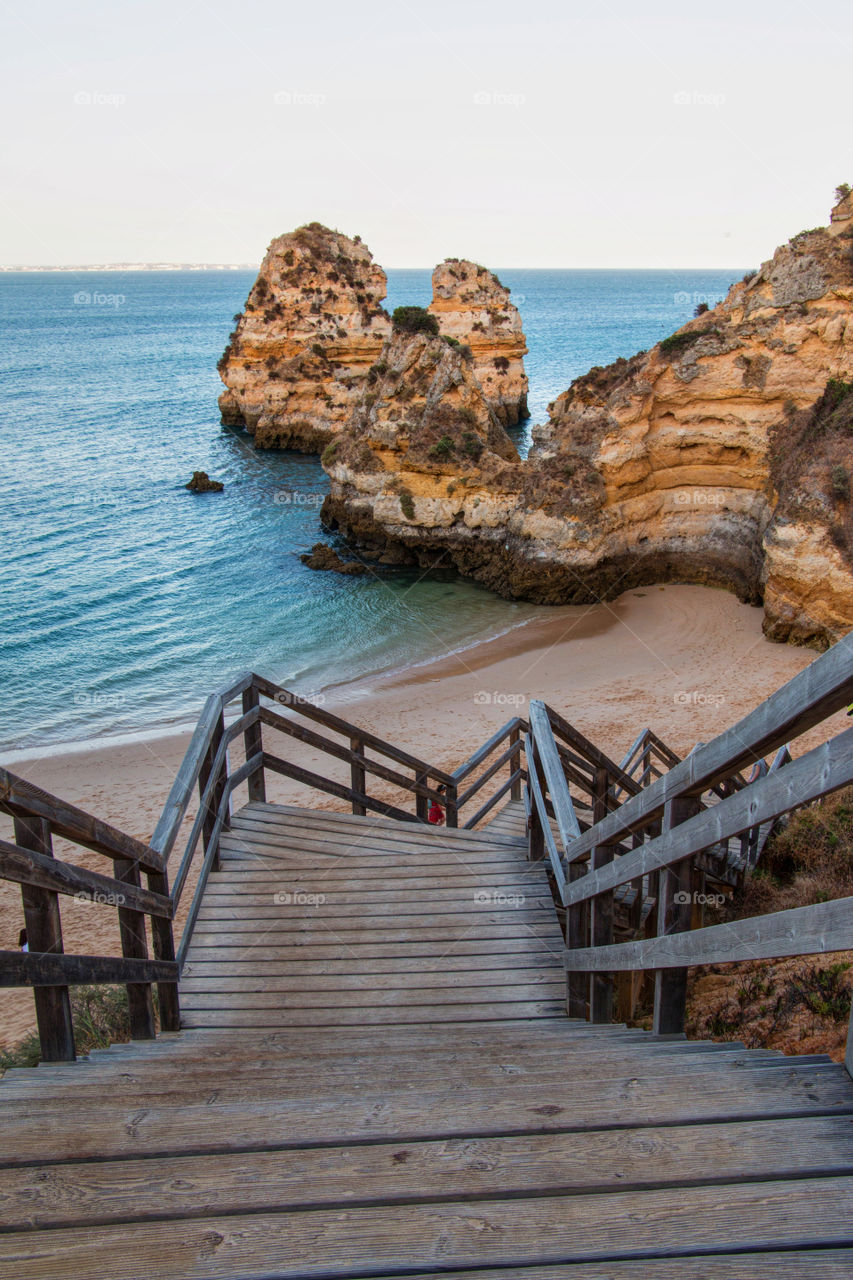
4, 582, 846, 1050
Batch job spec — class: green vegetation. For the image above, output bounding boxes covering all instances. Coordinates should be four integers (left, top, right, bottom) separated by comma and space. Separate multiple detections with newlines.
694, 302, 709, 317
321, 440, 339, 466
836, 183, 851, 203
461, 431, 483, 460
391, 306, 439, 337
0, 986, 140, 1072
398, 489, 415, 519
658, 326, 717, 359
832, 464, 850, 501
429, 435, 454, 459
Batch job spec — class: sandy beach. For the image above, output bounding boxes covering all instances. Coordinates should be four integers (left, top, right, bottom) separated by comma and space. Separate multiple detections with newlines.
2, 583, 843, 1049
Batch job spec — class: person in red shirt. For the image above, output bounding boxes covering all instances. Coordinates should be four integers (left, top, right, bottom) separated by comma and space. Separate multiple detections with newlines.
428, 787, 446, 825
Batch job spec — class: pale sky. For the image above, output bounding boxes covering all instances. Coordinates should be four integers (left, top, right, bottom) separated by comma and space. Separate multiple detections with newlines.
1, 0, 851, 268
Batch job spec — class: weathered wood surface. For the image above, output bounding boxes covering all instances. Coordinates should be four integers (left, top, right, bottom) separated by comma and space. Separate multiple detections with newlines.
564, 727, 853, 906
563, 639, 853, 864
565, 894, 853, 971
3, 797, 853, 1278
0, 951, 179, 988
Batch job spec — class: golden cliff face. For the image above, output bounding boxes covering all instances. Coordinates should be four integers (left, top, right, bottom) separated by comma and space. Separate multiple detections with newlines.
322, 194, 853, 649
428, 260, 529, 426
217, 223, 391, 450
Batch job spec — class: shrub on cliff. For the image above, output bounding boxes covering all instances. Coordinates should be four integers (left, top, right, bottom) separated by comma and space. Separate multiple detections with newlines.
391, 306, 439, 337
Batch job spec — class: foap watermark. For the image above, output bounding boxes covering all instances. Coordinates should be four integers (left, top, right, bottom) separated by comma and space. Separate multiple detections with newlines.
673, 89, 726, 108
73, 890, 126, 906
273, 890, 325, 906
273, 89, 326, 107
672, 490, 727, 507
673, 291, 722, 309
473, 90, 526, 107
674, 690, 726, 708
474, 690, 527, 707
73, 691, 125, 709
273, 489, 325, 508
73, 89, 126, 107
674, 890, 726, 908
274, 689, 327, 709
73, 291, 126, 308
473, 889, 526, 907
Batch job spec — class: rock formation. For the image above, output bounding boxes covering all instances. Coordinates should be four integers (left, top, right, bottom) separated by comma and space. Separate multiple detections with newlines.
218, 229, 530, 450
427, 260, 528, 425
322, 192, 853, 649
185, 471, 224, 492
218, 223, 391, 450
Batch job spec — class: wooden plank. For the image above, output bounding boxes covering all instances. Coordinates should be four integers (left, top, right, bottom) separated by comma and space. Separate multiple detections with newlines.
113, 857, 156, 1041
1, 1116, 849, 1232
179, 1001, 566, 1028
0, 768, 165, 872
653, 796, 701, 1036
348, 1254, 853, 1280
564, 641, 853, 865
183, 938, 567, 962
181, 953, 562, 978
234, 801, 525, 847
0, 1178, 851, 1278
0, 950, 179, 987
464, 771, 524, 829
252, 673, 455, 785
148, 693, 222, 861
180, 982, 566, 1009
0, 837, 173, 916
178, 968, 566, 994
12, 815, 75, 1062
242, 685, 266, 803
529, 703, 583, 849
262, 751, 422, 824
563, 893, 853, 970
564, 727, 853, 905
259, 705, 447, 806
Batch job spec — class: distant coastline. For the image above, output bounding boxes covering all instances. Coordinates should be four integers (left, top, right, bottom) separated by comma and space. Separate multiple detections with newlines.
0, 263, 258, 272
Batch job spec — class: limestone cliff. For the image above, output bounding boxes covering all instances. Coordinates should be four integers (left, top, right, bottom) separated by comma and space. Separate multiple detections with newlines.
218, 223, 391, 450
322, 192, 853, 649
428, 260, 528, 425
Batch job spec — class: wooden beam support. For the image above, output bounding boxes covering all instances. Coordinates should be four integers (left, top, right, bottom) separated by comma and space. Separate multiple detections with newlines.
589, 768, 616, 1025
13, 816, 75, 1062
242, 685, 266, 803
653, 796, 702, 1035
114, 858, 156, 1041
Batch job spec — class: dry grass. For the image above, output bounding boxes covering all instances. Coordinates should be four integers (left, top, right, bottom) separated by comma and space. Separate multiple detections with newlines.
685, 787, 853, 1060
0, 984, 157, 1073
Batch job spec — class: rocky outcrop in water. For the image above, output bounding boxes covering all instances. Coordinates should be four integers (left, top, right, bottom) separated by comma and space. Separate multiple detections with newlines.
186, 471, 224, 492
218, 229, 529, 452
428, 259, 528, 425
218, 224, 391, 451
322, 192, 853, 649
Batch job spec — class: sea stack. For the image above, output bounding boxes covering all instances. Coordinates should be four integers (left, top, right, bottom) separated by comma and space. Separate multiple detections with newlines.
217, 223, 391, 451
321, 191, 853, 650
428, 259, 529, 425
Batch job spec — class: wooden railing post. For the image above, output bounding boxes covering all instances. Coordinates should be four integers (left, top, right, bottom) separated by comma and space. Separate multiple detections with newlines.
242, 685, 266, 803
445, 783, 458, 828
415, 770, 429, 822
589, 767, 616, 1024
146, 866, 180, 1033
350, 736, 367, 815
527, 743, 545, 862
653, 795, 702, 1035
199, 707, 228, 872
13, 815, 75, 1062
510, 726, 522, 801
114, 857, 156, 1041
566, 862, 590, 1019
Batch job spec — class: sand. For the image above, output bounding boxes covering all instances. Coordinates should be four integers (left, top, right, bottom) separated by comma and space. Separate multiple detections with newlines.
2, 583, 844, 1049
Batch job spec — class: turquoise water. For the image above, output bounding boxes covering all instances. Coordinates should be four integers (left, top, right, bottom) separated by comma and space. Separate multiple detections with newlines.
0, 266, 741, 752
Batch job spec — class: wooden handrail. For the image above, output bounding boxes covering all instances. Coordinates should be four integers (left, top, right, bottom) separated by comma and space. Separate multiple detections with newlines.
561, 640, 853, 867
0, 838, 173, 918
564, 894, 853, 971
252, 674, 455, 785
451, 718, 526, 783
528, 702, 581, 849
0, 952, 179, 988
0, 768, 165, 872
564, 725, 853, 908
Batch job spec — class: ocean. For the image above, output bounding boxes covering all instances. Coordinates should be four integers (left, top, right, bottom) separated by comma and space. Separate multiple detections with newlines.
0, 266, 741, 753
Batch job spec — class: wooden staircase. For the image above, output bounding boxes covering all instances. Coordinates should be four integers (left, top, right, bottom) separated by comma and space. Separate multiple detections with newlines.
180, 801, 566, 1029
4, 652, 853, 1276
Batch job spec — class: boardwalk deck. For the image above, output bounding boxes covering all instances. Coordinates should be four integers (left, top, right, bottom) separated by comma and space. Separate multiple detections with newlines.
1, 799, 853, 1278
